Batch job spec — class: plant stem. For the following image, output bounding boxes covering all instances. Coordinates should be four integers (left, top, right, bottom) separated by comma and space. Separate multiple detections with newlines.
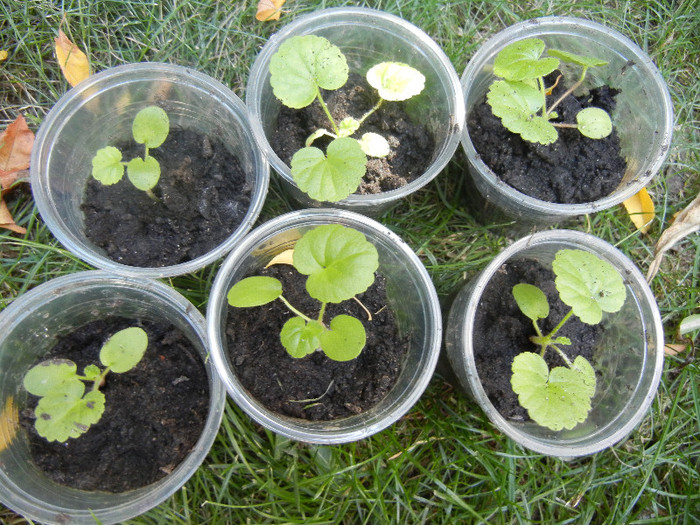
317, 302, 327, 324
546, 67, 588, 117
551, 345, 574, 368
316, 89, 339, 135
357, 98, 384, 127
145, 189, 161, 203
549, 309, 575, 339
91, 367, 111, 391
278, 295, 314, 323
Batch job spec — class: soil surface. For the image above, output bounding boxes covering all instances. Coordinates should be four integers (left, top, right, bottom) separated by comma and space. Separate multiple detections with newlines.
21, 317, 209, 493
226, 264, 409, 420
467, 73, 627, 204
472, 259, 603, 422
272, 74, 435, 195
82, 128, 252, 268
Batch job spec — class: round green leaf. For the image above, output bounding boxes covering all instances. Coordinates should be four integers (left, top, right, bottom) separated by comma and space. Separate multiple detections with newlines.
547, 49, 608, 68
293, 224, 379, 304
512, 283, 549, 321
366, 62, 425, 102
100, 327, 148, 374
358, 132, 390, 158
291, 137, 367, 202
576, 107, 613, 139
82, 364, 102, 381
227, 276, 283, 307
127, 155, 161, 191
91, 146, 125, 185
493, 38, 559, 81
319, 315, 366, 361
337, 117, 360, 138
552, 249, 627, 325
132, 106, 170, 148
269, 35, 348, 109
23, 359, 81, 397
35, 389, 105, 443
280, 317, 324, 358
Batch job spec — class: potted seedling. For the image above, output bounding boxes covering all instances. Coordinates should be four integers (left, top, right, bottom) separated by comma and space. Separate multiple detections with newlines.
444, 230, 664, 457
0, 272, 225, 524
247, 7, 464, 216
207, 209, 442, 444
460, 16, 673, 225
31, 63, 269, 278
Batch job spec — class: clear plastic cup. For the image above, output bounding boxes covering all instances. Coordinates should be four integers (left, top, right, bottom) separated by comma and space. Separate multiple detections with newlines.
0, 272, 226, 524
207, 209, 442, 443
444, 230, 664, 457
31, 63, 269, 278
460, 17, 674, 225
246, 7, 465, 217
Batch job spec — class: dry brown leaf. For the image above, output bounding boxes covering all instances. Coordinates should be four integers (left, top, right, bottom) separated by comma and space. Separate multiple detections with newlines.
0, 199, 26, 234
0, 114, 34, 189
647, 192, 700, 282
256, 0, 286, 21
664, 343, 688, 356
622, 187, 655, 234
55, 29, 90, 87
0, 397, 19, 453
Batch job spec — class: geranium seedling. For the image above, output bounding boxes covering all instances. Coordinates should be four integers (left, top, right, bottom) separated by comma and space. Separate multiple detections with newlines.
23, 327, 148, 442
487, 38, 612, 145
228, 224, 379, 361
91, 105, 170, 201
510, 249, 626, 431
269, 35, 425, 202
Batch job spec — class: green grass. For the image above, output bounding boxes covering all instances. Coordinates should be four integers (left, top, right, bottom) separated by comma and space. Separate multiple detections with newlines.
1, 0, 698, 523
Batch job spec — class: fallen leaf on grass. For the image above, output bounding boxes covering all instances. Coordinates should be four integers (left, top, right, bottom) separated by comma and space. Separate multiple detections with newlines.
0, 50, 8, 61
0, 199, 26, 234
647, 192, 700, 282
664, 343, 687, 356
622, 187, 655, 234
0, 114, 34, 234
256, 0, 286, 21
55, 29, 90, 86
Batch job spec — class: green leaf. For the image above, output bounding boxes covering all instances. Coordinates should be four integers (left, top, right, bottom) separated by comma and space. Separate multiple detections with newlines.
100, 327, 148, 374
280, 317, 324, 358
547, 49, 608, 68
127, 155, 160, 191
34, 389, 106, 442
576, 107, 613, 139
83, 364, 101, 381
365, 62, 425, 102
493, 38, 559, 81
228, 276, 283, 307
293, 224, 379, 304
305, 128, 335, 147
512, 283, 549, 321
511, 352, 596, 431
132, 106, 169, 148
319, 315, 366, 361
679, 314, 700, 336
23, 359, 82, 398
487, 80, 557, 145
91, 146, 125, 185
358, 132, 390, 158
337, 117, 360, 138
552, 249, 627, 325
269, 35, 348, 109
290, 137, 367, 202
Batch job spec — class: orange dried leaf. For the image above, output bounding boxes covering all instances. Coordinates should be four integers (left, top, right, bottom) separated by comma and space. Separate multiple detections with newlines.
0, 199, 26, 234
55, 29, 90, 87
0, 114, 34, 191
622, 187, 654, 234
256, 0, 285, 21
664, 343, 687, 356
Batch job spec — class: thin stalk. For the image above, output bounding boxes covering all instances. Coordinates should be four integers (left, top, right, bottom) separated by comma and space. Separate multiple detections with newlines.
546, 66, 588, 116
551, 345, 574, 368
316, 89, 339, 134
357, 98, 384, 127
278, 295, 314, 323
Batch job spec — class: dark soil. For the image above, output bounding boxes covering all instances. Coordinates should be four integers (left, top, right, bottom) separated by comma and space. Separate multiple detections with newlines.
472, 259, 603, 422
467, 73, 627, 204
82, 128, 252, 268
20, 317, 209, 493
227, 265, 409, 420
272, 74, 435, 195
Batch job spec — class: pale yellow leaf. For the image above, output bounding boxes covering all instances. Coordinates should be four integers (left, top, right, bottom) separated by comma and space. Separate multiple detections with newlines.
55, 29, 90, 87
265, 248, 295, 268
622, 187, 654, 234
256, 0, 285, 21
0, 50, 8, 61
0, 397, 19, 453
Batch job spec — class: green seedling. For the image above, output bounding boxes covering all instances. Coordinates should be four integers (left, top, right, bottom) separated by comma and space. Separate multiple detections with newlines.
228, 224, 379, 361
91, 105, 170, 201
487, 38, 613, 145
23, 327, 148, 442
269, 35, 425, 202
510, 249, 626, 431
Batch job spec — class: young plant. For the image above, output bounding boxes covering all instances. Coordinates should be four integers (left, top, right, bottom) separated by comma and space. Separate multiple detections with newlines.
487, 38, 613, 145
269, 35, 425, 202
510, 249, 626, 431
23, 327, 148, 442
227, 224, 379, 361
91, 105, 170, 201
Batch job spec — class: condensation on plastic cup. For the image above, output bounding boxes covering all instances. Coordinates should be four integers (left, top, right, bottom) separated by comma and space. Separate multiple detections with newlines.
31, 63, 269, 278
246, 7, 465, 217
207, 209, 442, 444
444, 230, 664, 457
0, 271, 225, 524
460, 17, 673, 225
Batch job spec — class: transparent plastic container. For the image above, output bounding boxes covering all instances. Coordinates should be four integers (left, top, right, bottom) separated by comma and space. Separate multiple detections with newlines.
31, 63, 269, 278
246, 7, 465, 217
0, 272, 226, 524
444, 230, 664, 457
207, 209, 442, 443
460, 17, 673, 225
